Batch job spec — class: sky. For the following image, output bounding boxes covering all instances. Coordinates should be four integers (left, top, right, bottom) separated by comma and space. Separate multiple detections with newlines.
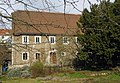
0, 0, 115, 29
0, 0, 115, 14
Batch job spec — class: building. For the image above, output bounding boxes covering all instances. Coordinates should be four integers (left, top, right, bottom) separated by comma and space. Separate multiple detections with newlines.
0, 29, 12, 71
11, 10, 82, 67
0, 29, 11, 43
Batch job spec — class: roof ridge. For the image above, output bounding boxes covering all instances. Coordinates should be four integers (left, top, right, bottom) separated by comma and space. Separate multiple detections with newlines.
14, 10, 80, 16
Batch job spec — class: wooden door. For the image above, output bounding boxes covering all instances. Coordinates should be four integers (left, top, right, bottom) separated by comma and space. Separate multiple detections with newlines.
50, 52, 57, 64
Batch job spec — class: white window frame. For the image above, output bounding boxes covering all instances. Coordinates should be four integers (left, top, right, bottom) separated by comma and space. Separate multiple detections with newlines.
75, 37, 79, 44
22, 35, 29, 44
76, 52, 80, 56
34, 36, 41, 44
49, 36, 56, 44
35, 52, 41, 60
63, 37, 69, 44
61, 52, 66, 56
22, 52, 29, 61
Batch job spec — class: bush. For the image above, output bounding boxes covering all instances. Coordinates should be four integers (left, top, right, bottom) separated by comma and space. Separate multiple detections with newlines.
30, 61, 45, 77
7, 66, 30, 78
21, 70, 31, 78
30, 62, 76, 77
7, 67, 22, 77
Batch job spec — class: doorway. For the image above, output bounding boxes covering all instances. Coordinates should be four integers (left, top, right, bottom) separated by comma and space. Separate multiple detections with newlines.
50, 52, 57, 64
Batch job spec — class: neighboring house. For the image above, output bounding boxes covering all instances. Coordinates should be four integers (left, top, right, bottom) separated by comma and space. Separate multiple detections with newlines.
0, 29, 12, 45
0, 44, 11, 71
11, 10, 82, 67
0, 29, 12, 71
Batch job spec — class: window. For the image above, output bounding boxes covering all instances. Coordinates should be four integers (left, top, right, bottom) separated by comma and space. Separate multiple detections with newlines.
75, 37, 79, 43
22, 36, 29, 44
35, 36, 41, 44
61, 52, 66, 56
76, 52, 80, 56
2, 36, 4, 39
63, 37, 69, 44
35, 52, 40, 60
49, 36, 56, 44
22, 52, 29, 60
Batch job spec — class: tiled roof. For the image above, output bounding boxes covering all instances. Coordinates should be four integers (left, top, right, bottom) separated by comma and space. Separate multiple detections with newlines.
12, 10, 82, 35
0, 29, 11, 35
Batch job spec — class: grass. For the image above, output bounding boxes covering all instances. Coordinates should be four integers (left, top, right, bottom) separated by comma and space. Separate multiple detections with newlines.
52, 72, 90, 78
107, 73, 120, 80
0, 71, 120, 83
93, 74, 120, 83
2, 78, 41, 83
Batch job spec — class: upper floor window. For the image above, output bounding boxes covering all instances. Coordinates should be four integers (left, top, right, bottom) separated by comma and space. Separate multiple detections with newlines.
34, 36, 41, 44
2, 36, 4, 39
22, 52, 29, 60
35, 52, 41, 60
76, 52, 80, 56
49, 36, 56, 44
22, 36, 29, 44
75, 37, 79, 43
63, 37, 69, 44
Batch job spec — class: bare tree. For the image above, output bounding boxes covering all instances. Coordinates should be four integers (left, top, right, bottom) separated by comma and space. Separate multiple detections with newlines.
0, 0, 115, 68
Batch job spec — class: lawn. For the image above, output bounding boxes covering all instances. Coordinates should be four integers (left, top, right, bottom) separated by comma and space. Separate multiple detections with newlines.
1, 71, 120, 83
2, 78, 42, 83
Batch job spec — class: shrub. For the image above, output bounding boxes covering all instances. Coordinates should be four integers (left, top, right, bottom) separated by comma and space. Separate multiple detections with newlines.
30, 61, 45, 77
21, 70, 31, 78
7, 66, 30, 78
7, 67, 22, 77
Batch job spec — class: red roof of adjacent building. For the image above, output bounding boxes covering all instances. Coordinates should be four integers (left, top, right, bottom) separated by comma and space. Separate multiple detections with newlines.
0, 29, 11, 35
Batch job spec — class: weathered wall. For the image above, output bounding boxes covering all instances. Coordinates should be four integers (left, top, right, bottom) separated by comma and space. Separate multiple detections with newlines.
12, 35, 78, 66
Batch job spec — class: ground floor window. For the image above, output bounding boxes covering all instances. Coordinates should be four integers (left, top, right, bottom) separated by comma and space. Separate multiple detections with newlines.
61, 52, 66, 56
22, 52, 29, 60
35, 52, 40, 60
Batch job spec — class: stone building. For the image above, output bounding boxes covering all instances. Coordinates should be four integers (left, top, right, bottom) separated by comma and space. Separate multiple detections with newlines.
11, 10, 82, 67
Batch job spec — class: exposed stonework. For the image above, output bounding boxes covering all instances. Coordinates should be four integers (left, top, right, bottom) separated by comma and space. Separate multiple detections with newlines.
11, 10, 82, 67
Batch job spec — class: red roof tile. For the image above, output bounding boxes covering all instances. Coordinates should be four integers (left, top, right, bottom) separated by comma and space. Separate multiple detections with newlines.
0, 29, 11, 35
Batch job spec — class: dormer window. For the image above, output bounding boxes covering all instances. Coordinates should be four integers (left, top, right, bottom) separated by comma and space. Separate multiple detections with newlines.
22, 36, 29, 44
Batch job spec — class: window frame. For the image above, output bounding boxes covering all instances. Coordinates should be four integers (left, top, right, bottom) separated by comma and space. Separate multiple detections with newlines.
49, 36, 56, 44
63, 37, 69, 44
35, 52, 41, 60
61, 52, 66, 56
75, 37, 79, 44
22, 35, 29, 44
22, 52, 29, 61
34, 36, 41, 44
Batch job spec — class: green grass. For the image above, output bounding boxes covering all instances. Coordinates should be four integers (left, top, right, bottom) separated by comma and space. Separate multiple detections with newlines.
2, 78, 41, 83
92, 73, 120, 83
63, 72, 90, 78
1, 71, 120, 83
0, 76, 9, 81
107, 73, 120, 80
